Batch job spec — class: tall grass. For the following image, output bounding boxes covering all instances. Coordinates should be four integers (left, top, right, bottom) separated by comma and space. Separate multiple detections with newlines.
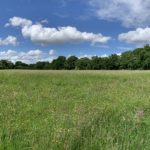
0, 70, 150, 149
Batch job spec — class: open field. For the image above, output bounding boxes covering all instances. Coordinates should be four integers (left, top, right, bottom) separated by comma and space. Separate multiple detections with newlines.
1, 70, 150, 149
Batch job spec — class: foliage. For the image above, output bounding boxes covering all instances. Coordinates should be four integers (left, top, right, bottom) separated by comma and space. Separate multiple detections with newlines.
75, 57, 91, 70
51, 56, 66, 70
1, 45, 150, 70
65, 56, 78, 70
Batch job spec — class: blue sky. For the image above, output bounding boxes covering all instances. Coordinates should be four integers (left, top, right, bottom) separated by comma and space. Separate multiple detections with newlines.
0, 0, 150, 63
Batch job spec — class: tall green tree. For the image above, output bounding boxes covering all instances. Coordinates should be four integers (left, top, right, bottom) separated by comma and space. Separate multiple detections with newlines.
107, 54, 120, 70
0, 60, 14, 69
34, 61, 51, 70
15, 61, 29, 69
51, 56, 66, 70
91, 56, 101, 70
75, 57, 92, 70
65, 56, 78, 70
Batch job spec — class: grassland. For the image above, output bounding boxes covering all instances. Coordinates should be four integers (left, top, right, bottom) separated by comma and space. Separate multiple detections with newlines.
1, 70, 150, 150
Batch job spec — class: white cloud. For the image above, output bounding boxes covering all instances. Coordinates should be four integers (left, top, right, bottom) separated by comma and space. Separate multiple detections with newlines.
117, 47, 133, 51
40, 19, 48, 24
26, 49, 42, 57
101, 54, 108, 58
0, 36, 17, 46
22, 25, 110, 45
49, 49, 56, 56
6, 16, 32, 27
116, 53, 122, 56
88, 0, 150, 28
6, 16, 111, 45
79, 54, 94, 59
118, 27, 150, 45
0, 49, 57, 64
79, 54, 108, 59
53, 12, 68, 18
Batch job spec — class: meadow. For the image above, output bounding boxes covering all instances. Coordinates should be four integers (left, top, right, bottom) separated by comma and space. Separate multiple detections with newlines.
1, 70, 150, 150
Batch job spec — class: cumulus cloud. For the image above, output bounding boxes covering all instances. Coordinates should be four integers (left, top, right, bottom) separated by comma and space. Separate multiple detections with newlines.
6, 16, 111, 45
118, 27, 150, 45
0, 36, 17, 46
40, 19, 48, 24
49, 49, 56, 56
116, 53, 122, 56
101, 54, 108, 58
5, 16, 32, 27
0, 49, 57, 64
22, 25, 110, 45
88, 0, 150, 28
79, 54, 108, 59
79, 54, 94, 59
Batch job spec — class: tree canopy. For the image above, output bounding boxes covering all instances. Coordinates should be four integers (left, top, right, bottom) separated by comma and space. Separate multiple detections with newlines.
1, 45, 150, 70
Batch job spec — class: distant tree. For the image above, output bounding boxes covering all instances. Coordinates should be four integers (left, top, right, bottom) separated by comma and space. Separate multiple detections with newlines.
65, 56, 78, 70
35, 61, 51, 70
15, 61, 29, 69
107, 54, 120, 70
0, 45, 150, 70
143, 57, 150, 69
28, 64, 36, 69
75, 57, 92, 70
51, 56, 66, 70
91, 56, 101, 70
100, 57, 110, 70
120, 51, 132, 69
141, 45, 150, 69
144, 44, 150, 49
0, 60, 14, 69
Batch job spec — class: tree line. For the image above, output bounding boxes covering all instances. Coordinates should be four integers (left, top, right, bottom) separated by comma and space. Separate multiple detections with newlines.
1, 45, 150, 70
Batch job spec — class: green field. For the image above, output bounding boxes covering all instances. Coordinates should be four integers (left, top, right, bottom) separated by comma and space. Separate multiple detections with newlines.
1, 70, 150, 150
